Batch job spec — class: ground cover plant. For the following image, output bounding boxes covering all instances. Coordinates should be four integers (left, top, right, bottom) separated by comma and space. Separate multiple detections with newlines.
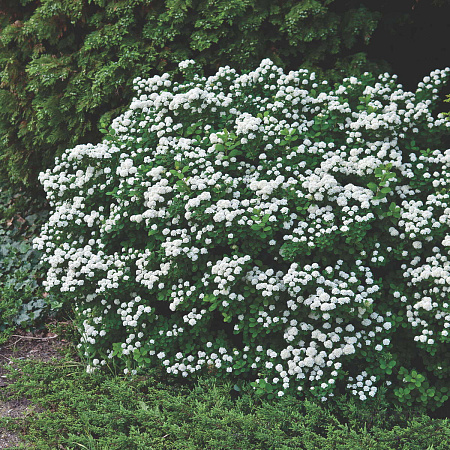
0, 181, 55, 344
35, 59, 450, 410
1, 355, 450, 449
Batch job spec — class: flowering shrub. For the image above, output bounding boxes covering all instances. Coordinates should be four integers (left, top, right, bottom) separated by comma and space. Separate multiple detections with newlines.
35, 59, 450, 409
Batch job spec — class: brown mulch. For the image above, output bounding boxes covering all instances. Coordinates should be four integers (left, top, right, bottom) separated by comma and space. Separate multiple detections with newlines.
0, 330, 71, 449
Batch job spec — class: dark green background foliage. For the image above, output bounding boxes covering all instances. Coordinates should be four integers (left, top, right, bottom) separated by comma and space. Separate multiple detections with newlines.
2, 358, 450, 449
1, 0, 450, 193
2, 0, 449, 192
0, 0, 385, 191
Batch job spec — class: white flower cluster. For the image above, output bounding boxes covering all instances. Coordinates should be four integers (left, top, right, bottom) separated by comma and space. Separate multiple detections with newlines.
35, 59, 450, 406
347, 371, 378, 401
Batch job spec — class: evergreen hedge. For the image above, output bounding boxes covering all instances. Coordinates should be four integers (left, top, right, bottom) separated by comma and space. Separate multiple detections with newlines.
0, 0, 383, 189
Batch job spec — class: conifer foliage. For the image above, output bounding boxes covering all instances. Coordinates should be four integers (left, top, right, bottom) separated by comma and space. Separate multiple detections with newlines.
0, 0, 381, 188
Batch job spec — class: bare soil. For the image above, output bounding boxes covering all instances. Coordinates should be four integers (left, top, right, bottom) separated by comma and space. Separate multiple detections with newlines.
0, 330, 70, 449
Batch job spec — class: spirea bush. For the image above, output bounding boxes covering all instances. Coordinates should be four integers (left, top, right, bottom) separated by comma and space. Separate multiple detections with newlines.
35, 59, 450, 409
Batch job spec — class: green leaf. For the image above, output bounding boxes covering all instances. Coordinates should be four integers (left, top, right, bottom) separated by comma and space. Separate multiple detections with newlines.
229, 149, 242, 157
367, 182, 377, 192
176, 180, 186, 191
